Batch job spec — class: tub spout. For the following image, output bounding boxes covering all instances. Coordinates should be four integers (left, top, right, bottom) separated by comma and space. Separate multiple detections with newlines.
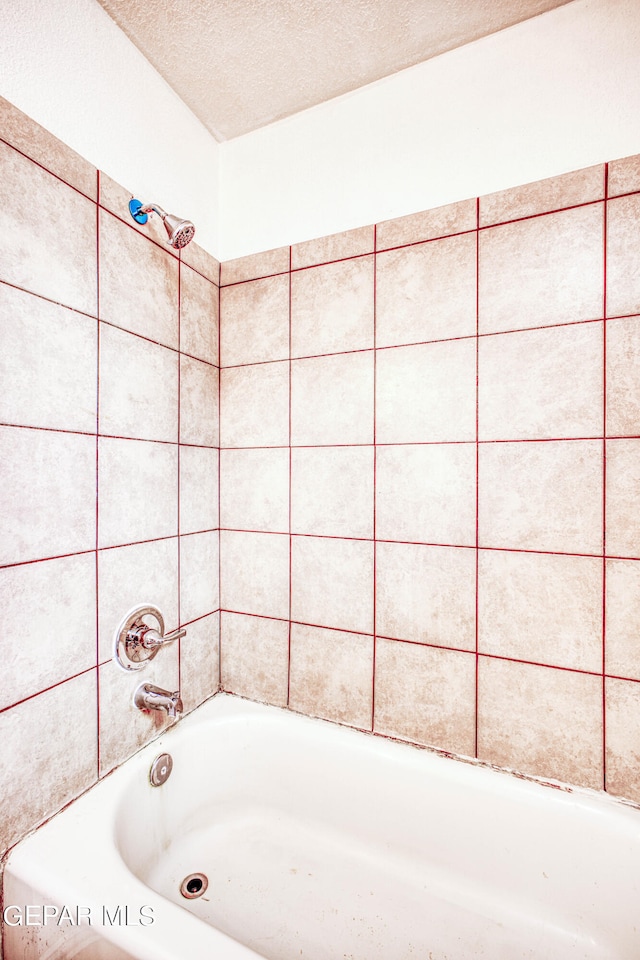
133, 682, 183, 719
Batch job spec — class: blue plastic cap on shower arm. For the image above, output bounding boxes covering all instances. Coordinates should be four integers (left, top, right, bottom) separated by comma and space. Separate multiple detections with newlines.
129, 198, 148, 225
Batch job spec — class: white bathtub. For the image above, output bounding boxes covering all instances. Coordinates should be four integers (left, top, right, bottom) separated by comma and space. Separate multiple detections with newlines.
4, 693, 640, 960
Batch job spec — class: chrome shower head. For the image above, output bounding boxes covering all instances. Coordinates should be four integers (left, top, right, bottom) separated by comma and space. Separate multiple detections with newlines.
129, 199, 196, 249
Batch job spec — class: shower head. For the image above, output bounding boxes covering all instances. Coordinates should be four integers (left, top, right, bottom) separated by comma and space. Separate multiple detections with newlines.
129, 199, 196, 249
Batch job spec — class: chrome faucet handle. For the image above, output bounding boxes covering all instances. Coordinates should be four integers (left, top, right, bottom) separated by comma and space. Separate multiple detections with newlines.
139, 625, 187, 651
114, 604, 187, 672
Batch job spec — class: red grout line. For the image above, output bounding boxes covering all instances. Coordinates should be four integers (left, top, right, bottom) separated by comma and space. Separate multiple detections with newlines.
7, 425, 622, 447
218, 278, 222, 690
99, 314, 219, 367
287, 246, 293, 707
216, 188, 640, 289
0, 665, 99, 716
287, 245, 293, 707
7, 537, 639, 576
217, 314, 640, 372
477, 196, 606, 232
0, 135, 98, 203
95, 170, 101, 780
181, 609, 222, 629
216, 607, 635, 683
376, 226, 477, 254
475, 198, 480, 760
221, 609, 374, 638
603, 163, 609, 791
0, 277, 99, 320
372, 224, 378, 734
219, 268, 290, 289
177, 256, 182, 692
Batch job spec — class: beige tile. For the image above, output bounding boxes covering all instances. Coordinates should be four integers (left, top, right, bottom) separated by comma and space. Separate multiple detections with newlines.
377, 340, 476, 443
289, 624, 373, 728
0, 95, 97, 198
220, 274, 289, 366
98, 171, 178, 252
376, 444, 476, 546
99, 646, 179, 775
180, 355, 218, 447
291, 446, 373, 538
479, 165, 604, 227
291, 225, 374, 269
0, 554, 96, 710
479, 440, 602, 554
180, 531, 219, 623
0, 140, 97, 314
0, 426, 95, 565
180, 445, 219, 534
220, 531, 289, 619
180, 612, 219, 713
606, 559, 640, 679
0, 282, 97, 432
98, 437, 178, 548
97, 537, 179, 663
291, 352, 374, 445
220, 448, 289, 532
220, 246, 289, 286
605, 677, 640, 803
376, 233, 477, 347
478, 550, 602, 671
180, 241, 220, 285
99, 324, 178, 442
376, 198, 476, 251
376, 543, 475, 649
608, 153, 640, 198
0, 671, 97, 853
291, 535, 373, 635
606, 439, 640, 557
374, 639, 475, 755
607, 316, 640, 435
606, 195, 640, 318
291, 256, 374, 357
479, 204, 604, 334
477, 657, 603, 788
220, 362, 289, 448
479, 323, 603, 441
180, 263, 219, 364
99, 209, 179, 349
220, 612, 289, 706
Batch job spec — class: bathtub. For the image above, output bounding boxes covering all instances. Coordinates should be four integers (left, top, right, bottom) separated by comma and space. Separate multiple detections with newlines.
4, 694, 640, 960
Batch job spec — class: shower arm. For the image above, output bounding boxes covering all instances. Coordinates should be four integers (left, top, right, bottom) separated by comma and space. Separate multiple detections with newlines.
138, 203, 169, 221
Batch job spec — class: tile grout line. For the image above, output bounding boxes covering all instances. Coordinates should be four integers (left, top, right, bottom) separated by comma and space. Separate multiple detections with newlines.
287, 245, 293, 707
602, 163, 609, 792
218, 275, 222, 691
475, 196, 480, 760
95, 169, 101, 781
372, 225, 378, 734
177, 256, 182, 693
215, 608, 640, 682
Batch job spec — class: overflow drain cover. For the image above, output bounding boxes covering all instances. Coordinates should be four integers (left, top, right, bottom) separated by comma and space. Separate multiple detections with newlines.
180, 873, 208, 899
149, 753, 173, 787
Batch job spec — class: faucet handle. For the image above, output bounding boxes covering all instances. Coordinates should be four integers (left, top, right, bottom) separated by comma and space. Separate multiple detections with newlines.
140, 625, 187, 651
114, 605, 187, 672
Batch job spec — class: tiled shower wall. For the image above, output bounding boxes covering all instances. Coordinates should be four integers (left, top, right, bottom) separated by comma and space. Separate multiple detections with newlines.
218, 154, 640, 803
0, 97, 220, 863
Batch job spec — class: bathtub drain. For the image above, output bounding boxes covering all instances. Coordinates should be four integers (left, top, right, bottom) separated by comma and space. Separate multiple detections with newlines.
180, 873, 208, 899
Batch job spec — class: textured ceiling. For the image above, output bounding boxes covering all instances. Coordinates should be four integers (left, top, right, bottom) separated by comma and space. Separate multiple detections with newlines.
96, 0, 574, 141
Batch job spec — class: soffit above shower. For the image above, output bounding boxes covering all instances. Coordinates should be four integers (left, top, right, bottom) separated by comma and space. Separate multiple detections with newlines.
95, 0, 574, 142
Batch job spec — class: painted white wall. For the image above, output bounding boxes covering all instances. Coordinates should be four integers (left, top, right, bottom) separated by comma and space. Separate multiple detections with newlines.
0, 0, 220, 256
219, 0, 640, 260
